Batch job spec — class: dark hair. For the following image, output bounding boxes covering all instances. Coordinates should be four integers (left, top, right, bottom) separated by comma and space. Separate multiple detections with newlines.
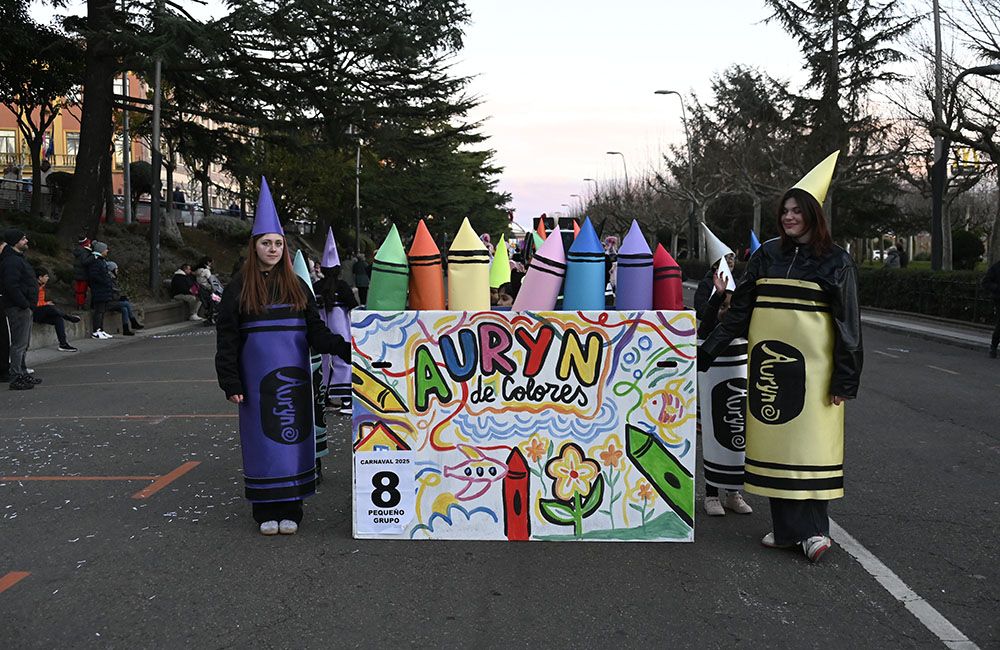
238, 234, 307, 314
777, 187, 832, 256
35, 266, 49, 277
195, 256, 213, 269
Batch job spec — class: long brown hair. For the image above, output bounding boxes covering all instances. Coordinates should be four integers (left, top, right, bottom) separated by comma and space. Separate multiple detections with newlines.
238, 234, 308, 314
777, 187, 833, 256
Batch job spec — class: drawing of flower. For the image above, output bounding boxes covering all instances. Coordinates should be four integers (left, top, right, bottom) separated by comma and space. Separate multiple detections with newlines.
629, 480, 656, 528
545, 442, 600, 501
523, 435, 547, 463
599, 442, 622, 469
634, 481, 655, 503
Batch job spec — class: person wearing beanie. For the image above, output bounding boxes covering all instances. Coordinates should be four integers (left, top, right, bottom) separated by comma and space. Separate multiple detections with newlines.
1, 229, 42, 389
105, 260, 143, 335
0, 239, 10, 382
33, 267, 81, 352
72, 235, 94, 310
86, 241, 115, 339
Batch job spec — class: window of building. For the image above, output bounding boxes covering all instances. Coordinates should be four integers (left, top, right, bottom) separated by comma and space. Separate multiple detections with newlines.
0, 130, 16, 155
113, 76, 129, 98
65, 132, 80, 157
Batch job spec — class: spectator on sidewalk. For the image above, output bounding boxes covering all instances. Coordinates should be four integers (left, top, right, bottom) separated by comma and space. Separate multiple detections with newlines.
33, 266, 80, 351
105, 261, 143, 335
896, 242, 909, 268
0, 239, 10, 382
72, 236, 93, 309
983, 260, 1000, 359
883, 246, 900, 269
86, 241, 116, 339
1, 229, 42, 390
352, 252, 370, 306
194, 257, 217, 324
170, 263, 203, 321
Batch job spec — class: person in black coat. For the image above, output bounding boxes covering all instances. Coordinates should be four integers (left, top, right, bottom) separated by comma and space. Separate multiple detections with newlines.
1, 229, 41, 389
86, 241, 116, 339
983, 260, 1000, 359
0, 240, 9, 382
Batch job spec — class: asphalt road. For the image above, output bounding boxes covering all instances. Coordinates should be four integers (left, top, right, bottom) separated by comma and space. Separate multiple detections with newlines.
1, 323, 997, 648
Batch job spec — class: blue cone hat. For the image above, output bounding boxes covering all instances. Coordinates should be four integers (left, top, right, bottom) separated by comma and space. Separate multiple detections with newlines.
251, 176, 284, 237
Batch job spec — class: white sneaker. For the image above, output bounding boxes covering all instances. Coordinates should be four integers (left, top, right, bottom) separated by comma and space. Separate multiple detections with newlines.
91, 331, 102, 339
803, 535, 832, 563
190, 314, 204, 321
722, 491, 753, 514
259, 520, 279, 535
99, 330, 113, 339
704, 496, 725, 516
278, 519, 298, 535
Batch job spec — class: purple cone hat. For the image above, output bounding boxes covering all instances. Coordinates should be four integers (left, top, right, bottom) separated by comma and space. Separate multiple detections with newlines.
322, 227, 341, 268
251, 176, 284, 237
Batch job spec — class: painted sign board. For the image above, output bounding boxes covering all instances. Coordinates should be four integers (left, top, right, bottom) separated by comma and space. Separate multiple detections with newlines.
351, 310, 697, 542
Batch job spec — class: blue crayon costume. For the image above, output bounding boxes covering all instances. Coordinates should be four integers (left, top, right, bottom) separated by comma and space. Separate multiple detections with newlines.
215, 178, 351, 527
563, 217, 606, 311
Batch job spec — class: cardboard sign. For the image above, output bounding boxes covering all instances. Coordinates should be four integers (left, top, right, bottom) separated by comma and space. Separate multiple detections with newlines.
351, 310, 697, 542
354, 451, 416, 535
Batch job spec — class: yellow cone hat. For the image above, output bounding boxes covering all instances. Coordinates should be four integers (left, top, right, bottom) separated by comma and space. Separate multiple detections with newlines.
793, 150, 839, 204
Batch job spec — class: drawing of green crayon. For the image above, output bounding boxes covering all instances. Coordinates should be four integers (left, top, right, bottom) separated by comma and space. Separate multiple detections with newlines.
625, 424, 694, 527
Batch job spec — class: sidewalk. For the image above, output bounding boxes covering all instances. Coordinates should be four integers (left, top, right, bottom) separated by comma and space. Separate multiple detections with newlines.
25, 320, 204, 369
681, 280, 993, 352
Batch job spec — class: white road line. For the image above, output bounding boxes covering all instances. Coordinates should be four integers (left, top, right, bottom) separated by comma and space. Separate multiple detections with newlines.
830, 519, 979, 650
927, 365, 959, 375
874, 350, 900, 359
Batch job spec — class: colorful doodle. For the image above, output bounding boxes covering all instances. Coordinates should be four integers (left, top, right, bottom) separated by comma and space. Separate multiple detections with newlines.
352, 310, 697, 542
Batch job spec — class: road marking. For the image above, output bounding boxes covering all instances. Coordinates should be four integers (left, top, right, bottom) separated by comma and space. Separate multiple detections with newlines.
43, 379, 217, 388
874, 350, 900, 359
53, 357, 210, 369
0, 572, 30, 594
927, 364, 959, 375
831, 519, 979, 650
0, 414, 235, 422
131, 461, 201, 499
1, 475, 157, 481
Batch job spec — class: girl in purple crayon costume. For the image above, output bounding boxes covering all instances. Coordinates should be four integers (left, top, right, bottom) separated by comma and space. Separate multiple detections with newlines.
216, 233, 351, 535
314, 264, 356, 413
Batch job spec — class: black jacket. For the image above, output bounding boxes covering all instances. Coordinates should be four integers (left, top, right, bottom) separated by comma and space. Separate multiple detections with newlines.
0, 246, 38, 310
699, 238, 863, 399
72, 246, 94, 281
694, 269, 727, 339
86, 255, 115, 303
215, 271, 352, 398
982, 261, 1000, 302
170, 270, 196, 297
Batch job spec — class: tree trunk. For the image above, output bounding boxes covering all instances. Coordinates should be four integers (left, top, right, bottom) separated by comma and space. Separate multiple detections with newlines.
28, 134, 44, 218
942, 209, 952, 271
57, 0, 116, 241
671, 232, 679, 257
201, 161, 211, 221
161, 153, 183, 246
103, 146, 115, 226
752, 194, 762, 237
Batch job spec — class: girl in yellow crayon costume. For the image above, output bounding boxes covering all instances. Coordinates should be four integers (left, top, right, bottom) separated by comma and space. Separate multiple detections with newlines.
699, 174, 862, 563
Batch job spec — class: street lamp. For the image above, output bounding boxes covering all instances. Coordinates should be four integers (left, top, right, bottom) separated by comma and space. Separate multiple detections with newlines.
606, 151, 629, 187
931, 63, 1000, 270
655, 89, 697, 258
583, 178, 599, 195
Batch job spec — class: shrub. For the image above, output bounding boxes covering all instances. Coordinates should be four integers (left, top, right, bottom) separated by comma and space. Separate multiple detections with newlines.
197, 214, 251, 242
29, 232, 60, 255
858, 267, 992, 324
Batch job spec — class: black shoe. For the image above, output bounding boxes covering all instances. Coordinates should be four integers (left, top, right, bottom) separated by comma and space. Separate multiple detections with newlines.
58, 343, 79, 352
29, 376, 42, 385
123, 329, 135, 336
10, 377, 34, 390
65, 314, 82, 323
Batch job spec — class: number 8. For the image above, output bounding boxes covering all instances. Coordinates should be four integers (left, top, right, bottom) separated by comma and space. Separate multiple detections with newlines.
371, 471, 401, 508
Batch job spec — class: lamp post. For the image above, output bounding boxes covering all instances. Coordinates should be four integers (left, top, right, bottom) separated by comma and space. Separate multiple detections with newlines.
654, 89, 696, 258
347, 125, 361, 253
583, 177, 599, 198
931, 63, 1000, 271
148, 0, 164, 292
606, 151, 629, 187
569, 193, 583, 212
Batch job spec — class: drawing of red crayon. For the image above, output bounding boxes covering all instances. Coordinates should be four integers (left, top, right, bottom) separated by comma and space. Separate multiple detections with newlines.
503, 447, 530, 541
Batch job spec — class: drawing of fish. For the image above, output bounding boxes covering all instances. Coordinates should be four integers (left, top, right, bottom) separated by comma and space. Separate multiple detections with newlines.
443, 445, 509, 501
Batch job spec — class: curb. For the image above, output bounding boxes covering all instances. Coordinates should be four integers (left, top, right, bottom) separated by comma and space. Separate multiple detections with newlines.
27, 320, 206, 370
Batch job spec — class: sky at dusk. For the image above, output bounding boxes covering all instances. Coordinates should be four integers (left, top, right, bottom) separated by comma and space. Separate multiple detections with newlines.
31, 1, 937, 229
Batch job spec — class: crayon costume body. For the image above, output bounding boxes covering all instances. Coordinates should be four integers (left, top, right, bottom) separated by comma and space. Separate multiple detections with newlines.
215, 273, 351, 517
700, 238, 862, 544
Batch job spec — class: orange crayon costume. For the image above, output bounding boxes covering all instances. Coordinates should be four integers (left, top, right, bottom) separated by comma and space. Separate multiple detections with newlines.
407, 219, 445, 310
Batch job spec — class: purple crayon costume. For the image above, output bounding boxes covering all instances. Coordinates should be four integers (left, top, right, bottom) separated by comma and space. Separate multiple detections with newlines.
315, 229, 356, 410
615, 220, 653, 310
216, 272, 351, 522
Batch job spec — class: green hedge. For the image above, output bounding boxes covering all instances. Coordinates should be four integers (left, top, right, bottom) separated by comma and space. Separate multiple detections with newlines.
197, 214, 251, 242
679, 259, 993, 324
